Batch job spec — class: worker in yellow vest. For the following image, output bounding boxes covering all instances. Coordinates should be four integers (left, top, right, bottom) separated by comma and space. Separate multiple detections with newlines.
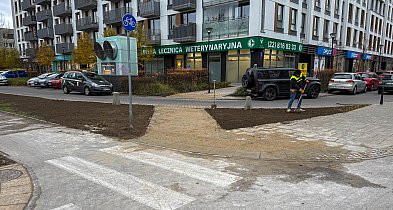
287, 70, 306, 113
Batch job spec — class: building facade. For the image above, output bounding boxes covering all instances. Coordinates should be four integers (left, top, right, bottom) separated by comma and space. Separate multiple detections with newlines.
0, 28, 15, 49
11, 0, 393, 82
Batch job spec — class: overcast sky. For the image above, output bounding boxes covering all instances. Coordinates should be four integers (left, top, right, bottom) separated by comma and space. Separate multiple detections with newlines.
0, 0, 13, 28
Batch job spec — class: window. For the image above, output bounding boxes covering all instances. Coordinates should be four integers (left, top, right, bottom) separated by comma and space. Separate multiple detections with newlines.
371, 15, 374, 32
353, 30, 358, 47
275, 4, 284, 32
290, 8, 297, 31
313, 16, 320, 37
334, 0, 340, 15
186, 53, 202, 69
168, 15, 176, 39
301, 13, 306, 34
181, 12, 196, 24
355, 7, 359, 24
261, 0, 265, 31
149, 18, 160, 30
168, 0, 173, 6
360, 10, 365, 27
359, 31, 363, 48
323, 20, 329, 39
315, 0, 321, 8
346, 27, 351, 46
348, 4, 353, 22
326, 0, 331, 11
234, 3, 250, 18
333, 22, 338, 34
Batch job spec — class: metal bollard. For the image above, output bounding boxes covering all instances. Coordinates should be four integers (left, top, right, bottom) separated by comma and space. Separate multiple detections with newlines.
244, 96, 252, 110
380, 86, 384, 105
211, 80, 217, 109
112, 92, 120, 105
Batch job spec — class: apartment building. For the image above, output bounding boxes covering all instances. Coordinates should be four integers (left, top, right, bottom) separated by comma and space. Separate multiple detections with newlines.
11, 0, 393, 82
0, 28, 15, 48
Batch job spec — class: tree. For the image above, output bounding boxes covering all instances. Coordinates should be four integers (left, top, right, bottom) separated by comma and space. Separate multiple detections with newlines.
72, 32, 96, 69
36, 42, 55, 72
0, 48, 21, 69
131, 24, 154, 73
103, 27, 117, 37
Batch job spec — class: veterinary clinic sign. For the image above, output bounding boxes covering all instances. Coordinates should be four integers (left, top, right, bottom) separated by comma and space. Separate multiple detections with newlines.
153, 37, 303, 55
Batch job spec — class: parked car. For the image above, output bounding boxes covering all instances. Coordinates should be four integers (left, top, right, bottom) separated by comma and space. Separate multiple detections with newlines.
358, 72, 380, 90
48, 73, 64, 89
27, 73, 52, 87
242, 67, 321, 101
0, 70, 28, 78
0, 74, 8, 85
328, 73, 367, 94
378, 74, 393, 94
35, 73, 59, 87
62, 71, 113, 95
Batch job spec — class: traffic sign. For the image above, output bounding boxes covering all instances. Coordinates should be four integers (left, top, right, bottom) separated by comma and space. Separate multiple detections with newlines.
122, 13, 137, 32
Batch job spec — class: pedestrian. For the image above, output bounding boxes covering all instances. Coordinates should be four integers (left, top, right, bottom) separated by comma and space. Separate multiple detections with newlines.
287, 69, 306, 113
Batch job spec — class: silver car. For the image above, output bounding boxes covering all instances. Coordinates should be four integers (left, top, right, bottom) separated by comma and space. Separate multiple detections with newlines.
0, 74, 8, 85
328, 73, 367, 94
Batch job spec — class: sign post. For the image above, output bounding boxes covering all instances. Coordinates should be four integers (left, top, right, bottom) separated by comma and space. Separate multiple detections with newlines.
122, 13, 137, 129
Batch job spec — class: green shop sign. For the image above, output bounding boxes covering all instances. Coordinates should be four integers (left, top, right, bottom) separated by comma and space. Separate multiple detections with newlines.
152, 36, 303, 55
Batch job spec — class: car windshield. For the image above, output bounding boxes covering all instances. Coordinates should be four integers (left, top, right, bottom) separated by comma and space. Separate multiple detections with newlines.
84, 73, 104, 81
381, 74, 393, 80
333, 74, 352, 79
359, 74, 370, 78
38, 73, 51, 79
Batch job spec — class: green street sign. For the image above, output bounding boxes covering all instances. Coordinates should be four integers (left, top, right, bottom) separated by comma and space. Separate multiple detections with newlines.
151, 36, 303, 55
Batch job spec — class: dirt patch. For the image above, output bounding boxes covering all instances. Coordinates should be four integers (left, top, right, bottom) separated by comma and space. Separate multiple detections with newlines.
206, 105, 367, 130
0, 154, 14, 167
0, 93, 154, 140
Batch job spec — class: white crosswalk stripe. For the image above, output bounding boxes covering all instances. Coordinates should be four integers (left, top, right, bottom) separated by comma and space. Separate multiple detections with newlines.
101, 146, 241, 187
46, 156, 195, 210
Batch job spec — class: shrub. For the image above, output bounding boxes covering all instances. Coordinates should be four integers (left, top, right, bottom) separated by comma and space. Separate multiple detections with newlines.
8, 78, 29, 86
315, 69, 337, 92
230, 87, 246, 97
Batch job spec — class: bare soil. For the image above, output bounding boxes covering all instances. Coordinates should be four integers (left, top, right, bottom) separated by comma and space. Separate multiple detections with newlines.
0, 154, 14, 167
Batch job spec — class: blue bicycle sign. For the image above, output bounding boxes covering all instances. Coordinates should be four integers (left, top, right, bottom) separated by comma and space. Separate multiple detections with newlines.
122, 14, 137, 31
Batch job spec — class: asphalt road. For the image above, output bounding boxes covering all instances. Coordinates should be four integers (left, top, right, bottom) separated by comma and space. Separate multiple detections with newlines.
1, 86, 393, 108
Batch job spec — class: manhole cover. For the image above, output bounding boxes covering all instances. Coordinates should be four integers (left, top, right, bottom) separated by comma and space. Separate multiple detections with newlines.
0, 169, 23, 183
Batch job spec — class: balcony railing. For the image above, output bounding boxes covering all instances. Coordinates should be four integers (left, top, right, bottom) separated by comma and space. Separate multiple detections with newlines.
173, 23, 196, 43
53, 2, 72, 17
104, 7, 131, 25
55, 23, 73, 35
36, 9, 53, 22
24, 31, 38, 41
22, 16, 37, 26
56, 42, 74, 54
37, 28, 54, 39
139, 0, 160, 18
21, 0, 35, 11
203, 17, 249, 40
26, 48, 36, 57
144, 29, 161, 45
203, 0, 241, 7
173, 0, 196, 12
75, 0, 97, 11
76, 16, 99, 31
36, 0, 51, 5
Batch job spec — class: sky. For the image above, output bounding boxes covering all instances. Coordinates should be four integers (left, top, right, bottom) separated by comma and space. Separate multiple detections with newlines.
0, 0, 13, 28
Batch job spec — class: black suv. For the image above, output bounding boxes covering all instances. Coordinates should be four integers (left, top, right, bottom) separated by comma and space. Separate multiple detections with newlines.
62, 71, 113, 95
242, 67, 321, 100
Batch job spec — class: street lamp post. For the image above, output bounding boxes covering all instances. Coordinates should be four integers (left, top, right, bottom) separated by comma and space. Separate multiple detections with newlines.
378, 44, 384, 72
206, 27, 213, 93
330, 33, 336, 70
62, 47, 65, 71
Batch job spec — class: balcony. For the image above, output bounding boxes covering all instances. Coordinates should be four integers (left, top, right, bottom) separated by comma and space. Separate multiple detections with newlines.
203, 0, 242, 7
104, 7, 131, 25
22, 16, 37, 26
26, 48, 36, 57
203, 17, 249, 40
21, 0, 35, 11
37, 28, 54, 39
290, 0, 299, 4
139, 0, 160, 18
24, 31, 38, 41
173, 23, 196, 43
144, 29, 161, 45
75, 0, 97, 11
36, 0, 51, 5
76, 16, 99, 31
36, 9, 53, 22
56, 42, 74, 54
173, 0, 196, 12
53, 2, 72, 17
55, 23, 73, 36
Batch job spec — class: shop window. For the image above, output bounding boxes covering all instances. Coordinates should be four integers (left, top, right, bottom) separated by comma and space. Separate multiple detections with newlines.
263, 50, 295, 68
145, 58, 164, 75
175, 55, 184, 69
186, 52, 202, 69
226, 50, 250, 83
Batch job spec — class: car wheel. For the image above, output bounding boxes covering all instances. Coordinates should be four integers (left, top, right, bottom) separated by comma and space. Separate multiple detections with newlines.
84, 87, 91, 96
263, 87, 277, 101
352, 86, 357, 95
363, 86, 367, 93
241, 71, 254, 88
307, 85, 320, 99
62, 85, 70, 94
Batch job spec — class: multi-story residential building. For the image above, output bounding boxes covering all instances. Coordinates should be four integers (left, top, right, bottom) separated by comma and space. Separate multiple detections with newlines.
0, 28, 15, 49
11, 0, 393, 81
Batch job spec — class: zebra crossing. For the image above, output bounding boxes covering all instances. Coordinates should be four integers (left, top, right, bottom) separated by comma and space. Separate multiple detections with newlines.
46, 146, 242, 210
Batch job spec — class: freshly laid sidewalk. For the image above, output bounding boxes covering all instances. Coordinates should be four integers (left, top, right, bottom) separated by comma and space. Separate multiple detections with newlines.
166, 84, 242, 100
0, 164, 33, 210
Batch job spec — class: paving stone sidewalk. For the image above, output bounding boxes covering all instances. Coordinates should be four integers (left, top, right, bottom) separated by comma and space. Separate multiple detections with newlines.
167, 84, 242, 100
0, 164, 32, 210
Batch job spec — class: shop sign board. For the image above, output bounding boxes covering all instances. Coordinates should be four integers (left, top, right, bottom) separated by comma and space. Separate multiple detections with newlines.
152, 37, 303, 55
363, 54, 374, 60
316, 47, 337, 56
346, 51, 361, 59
